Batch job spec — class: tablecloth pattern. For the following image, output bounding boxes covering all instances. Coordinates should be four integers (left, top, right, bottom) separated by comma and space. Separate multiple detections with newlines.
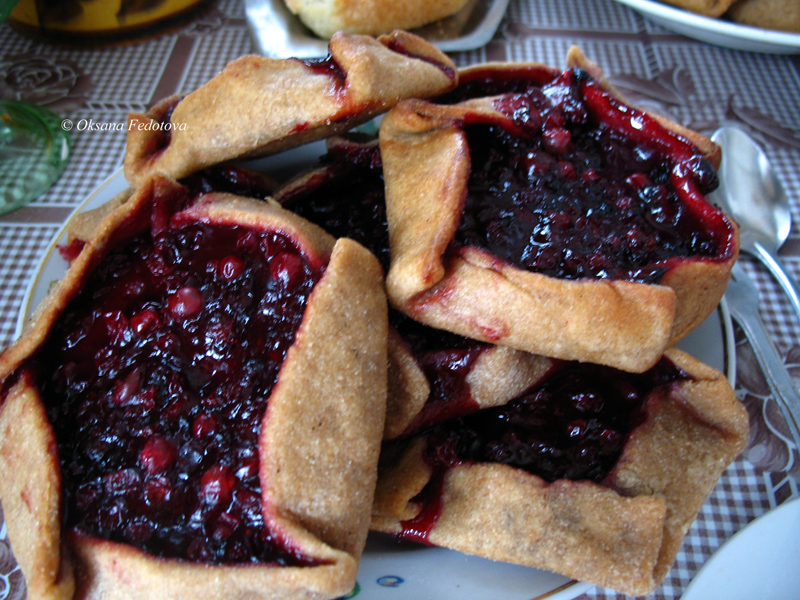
1, 0, 799, 598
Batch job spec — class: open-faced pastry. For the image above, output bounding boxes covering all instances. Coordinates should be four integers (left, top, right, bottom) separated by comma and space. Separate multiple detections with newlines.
380, 47, 739, 373
274, 135, 553, 439
124, 30, 458, 188
371, 347, 749, 596
0, 175, 387, 600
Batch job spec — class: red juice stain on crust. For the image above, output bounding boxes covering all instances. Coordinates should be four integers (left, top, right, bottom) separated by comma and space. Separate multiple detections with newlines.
37, 221, 323, 566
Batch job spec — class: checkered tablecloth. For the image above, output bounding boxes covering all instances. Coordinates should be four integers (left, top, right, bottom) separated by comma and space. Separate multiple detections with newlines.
1, 1, 799, 599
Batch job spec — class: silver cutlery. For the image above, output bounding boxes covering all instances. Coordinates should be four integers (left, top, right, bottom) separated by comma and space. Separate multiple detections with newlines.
725, 261, 800, 453
712, 126, 800, 323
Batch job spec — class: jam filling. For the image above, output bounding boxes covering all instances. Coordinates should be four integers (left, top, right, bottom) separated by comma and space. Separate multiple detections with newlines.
281, 138, 489, 431
37, 220, 323, 565
450, 68, 732, 283
297, 55, 347, 89
182, 165, 276, 200
398, 357, 690, 542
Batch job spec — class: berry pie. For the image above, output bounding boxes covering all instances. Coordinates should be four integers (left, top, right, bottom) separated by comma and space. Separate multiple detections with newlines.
371, 348, 748, 596
124, 30, 457, 188
380, 47, 739, 372
0, 175, 387, 600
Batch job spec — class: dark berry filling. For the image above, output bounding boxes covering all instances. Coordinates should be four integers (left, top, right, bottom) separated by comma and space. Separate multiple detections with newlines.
148, 98, 180, 157
182, 165, 276, 200
37, 220, 323, 565
397, 357, 689, 542
281, 138, 389, 271
450, 68, 734, 283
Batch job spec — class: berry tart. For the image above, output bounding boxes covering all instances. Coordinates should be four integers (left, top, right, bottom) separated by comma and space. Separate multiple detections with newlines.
0, 175, 388, 600
380, 47, 739, 372
371, 347, 748, 596
124, 30, 458, 188
274, 135, 555, 439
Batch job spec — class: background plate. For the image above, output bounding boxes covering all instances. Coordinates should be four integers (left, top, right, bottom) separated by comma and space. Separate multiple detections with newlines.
612, 0, 800, 54
245, 0, 511, 58
681, 498, 800, 600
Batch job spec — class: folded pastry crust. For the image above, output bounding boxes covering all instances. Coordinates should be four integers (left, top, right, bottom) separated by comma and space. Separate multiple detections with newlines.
124, 30, 457, 188
0, 175, 388, 600
282, 0, 472, 38
726, 0, 800, 32
371, 348, 749, 596
380, 48, 738, 373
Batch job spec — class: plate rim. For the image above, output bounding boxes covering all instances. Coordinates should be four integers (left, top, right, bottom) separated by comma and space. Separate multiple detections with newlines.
681, 497, 800, 599
612, 0, 800, 52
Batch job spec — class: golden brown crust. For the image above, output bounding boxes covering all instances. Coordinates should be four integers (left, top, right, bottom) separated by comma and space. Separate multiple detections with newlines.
0, 372, 75, 600
124, 31, 457, 188
380, 55, 738, 373
283, 0, 471, 38
371, 348, 749, 596
653, 0, 737, 16
0, 176, 387, 600
726, 0, 800, 32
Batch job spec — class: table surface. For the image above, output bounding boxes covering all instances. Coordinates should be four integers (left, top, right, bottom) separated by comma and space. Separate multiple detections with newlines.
1, 1, 799, 599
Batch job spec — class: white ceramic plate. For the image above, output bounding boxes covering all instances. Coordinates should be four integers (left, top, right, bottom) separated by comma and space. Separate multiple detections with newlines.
681, 498, 800, 600
244, 0, 511, 58
15, 146, 735, 600
612, 0, 800, 54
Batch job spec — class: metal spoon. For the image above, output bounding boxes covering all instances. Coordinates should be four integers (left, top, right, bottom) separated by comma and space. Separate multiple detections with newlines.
711, 126, 800, 322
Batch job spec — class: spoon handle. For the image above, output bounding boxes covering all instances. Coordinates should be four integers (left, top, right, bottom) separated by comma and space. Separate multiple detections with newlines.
726, 265, 800, 456
751, 241, 800, 324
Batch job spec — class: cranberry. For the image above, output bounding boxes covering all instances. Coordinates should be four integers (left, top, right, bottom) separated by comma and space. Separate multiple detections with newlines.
192, 413, 219, 438
201, 465, 236, 508
139, 436, 177, 475
131, 308, 160, 337
270, 253, 305, 288
112, 369, 142, 405
167, 286, 203, 320
218, 256, 245, 281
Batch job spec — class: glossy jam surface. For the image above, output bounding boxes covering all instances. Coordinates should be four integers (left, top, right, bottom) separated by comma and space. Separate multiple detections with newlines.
452, 69, 732, 283
182, 165, 276, 200
398, 358, 689, 541
282, 138, 389, 270
39, 221, 322, 565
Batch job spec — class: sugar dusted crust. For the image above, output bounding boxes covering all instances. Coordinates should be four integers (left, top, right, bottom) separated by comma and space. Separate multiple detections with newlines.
283, 0, 471, 38
371, 348, 749, 596
380, 50, 738, 373
0, 176, 388, 600
124, 31, 457, 188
